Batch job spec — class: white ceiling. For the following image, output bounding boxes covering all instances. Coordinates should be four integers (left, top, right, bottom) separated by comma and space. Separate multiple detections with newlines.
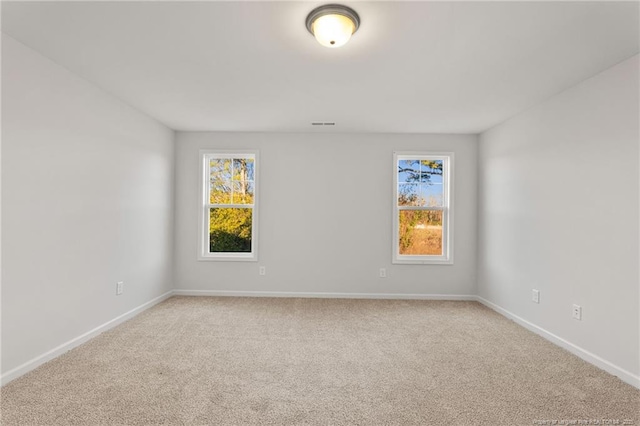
2, 1, 638, 133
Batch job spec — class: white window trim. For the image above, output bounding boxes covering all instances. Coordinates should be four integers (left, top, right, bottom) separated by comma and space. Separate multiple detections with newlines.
392, 151, 454, 265
198, 150, 259, 262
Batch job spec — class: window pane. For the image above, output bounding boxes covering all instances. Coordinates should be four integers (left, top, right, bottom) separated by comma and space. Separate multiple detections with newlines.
421, 183, 443, 207
210, 159, 232, 204
209, 207, 252, 253
398, 159, 420, 183
233, 158, 255, 181
400, 183, 443, 207
232, 181, 254, 204
420, 159, 443, 184
398, 210, 443, 255
430, 174, 443, 184
398, 183, 422, 206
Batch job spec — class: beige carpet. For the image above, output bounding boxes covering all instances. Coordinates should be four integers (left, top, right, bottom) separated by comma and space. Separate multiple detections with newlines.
1, 297, 638, 425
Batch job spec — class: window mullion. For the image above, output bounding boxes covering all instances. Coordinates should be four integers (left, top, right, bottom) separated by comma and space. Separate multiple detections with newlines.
206, 204, 254, 209
398, 206, 445, 211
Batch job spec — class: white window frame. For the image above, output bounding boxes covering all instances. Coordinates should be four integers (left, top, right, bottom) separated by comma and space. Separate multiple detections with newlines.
198, 150, 259, 262
392, 152, 454, 265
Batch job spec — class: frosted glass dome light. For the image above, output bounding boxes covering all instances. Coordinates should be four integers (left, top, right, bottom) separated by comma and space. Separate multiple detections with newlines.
306, 5, 360, 48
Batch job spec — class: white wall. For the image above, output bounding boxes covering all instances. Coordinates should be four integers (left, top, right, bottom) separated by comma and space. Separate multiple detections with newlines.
478, 55, 639, 382
174, 132, 477, 296
1, 36, 175, 376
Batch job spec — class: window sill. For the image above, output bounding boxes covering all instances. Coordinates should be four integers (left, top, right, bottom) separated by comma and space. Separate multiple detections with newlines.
392, 258, 453, 265
198, 254, 257, 262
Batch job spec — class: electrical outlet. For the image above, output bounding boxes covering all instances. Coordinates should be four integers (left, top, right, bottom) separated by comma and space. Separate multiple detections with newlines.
379, 268, 387, 278
259, 266, 266, 276
116, 281, 124, 295
532, 289, 540, 303
572, 304, 582, 320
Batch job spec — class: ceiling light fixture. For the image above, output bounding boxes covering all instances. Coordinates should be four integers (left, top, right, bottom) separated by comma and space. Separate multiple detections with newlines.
306, 4, 360, 48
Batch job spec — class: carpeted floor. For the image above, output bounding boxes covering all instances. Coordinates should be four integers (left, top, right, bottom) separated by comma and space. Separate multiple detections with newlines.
1, 297, 638, 425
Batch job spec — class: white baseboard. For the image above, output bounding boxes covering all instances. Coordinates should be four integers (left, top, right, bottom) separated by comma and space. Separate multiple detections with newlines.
476, 296, 640, 390
0, 290, 174, 386
173, 289, 477, 301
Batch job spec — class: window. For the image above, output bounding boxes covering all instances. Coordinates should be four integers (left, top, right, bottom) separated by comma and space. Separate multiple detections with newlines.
199, 151, 258, 261
393, 152, 453, 264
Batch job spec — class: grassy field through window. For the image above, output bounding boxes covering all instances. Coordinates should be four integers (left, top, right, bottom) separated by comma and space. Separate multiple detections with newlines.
398, 210, 442, 255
